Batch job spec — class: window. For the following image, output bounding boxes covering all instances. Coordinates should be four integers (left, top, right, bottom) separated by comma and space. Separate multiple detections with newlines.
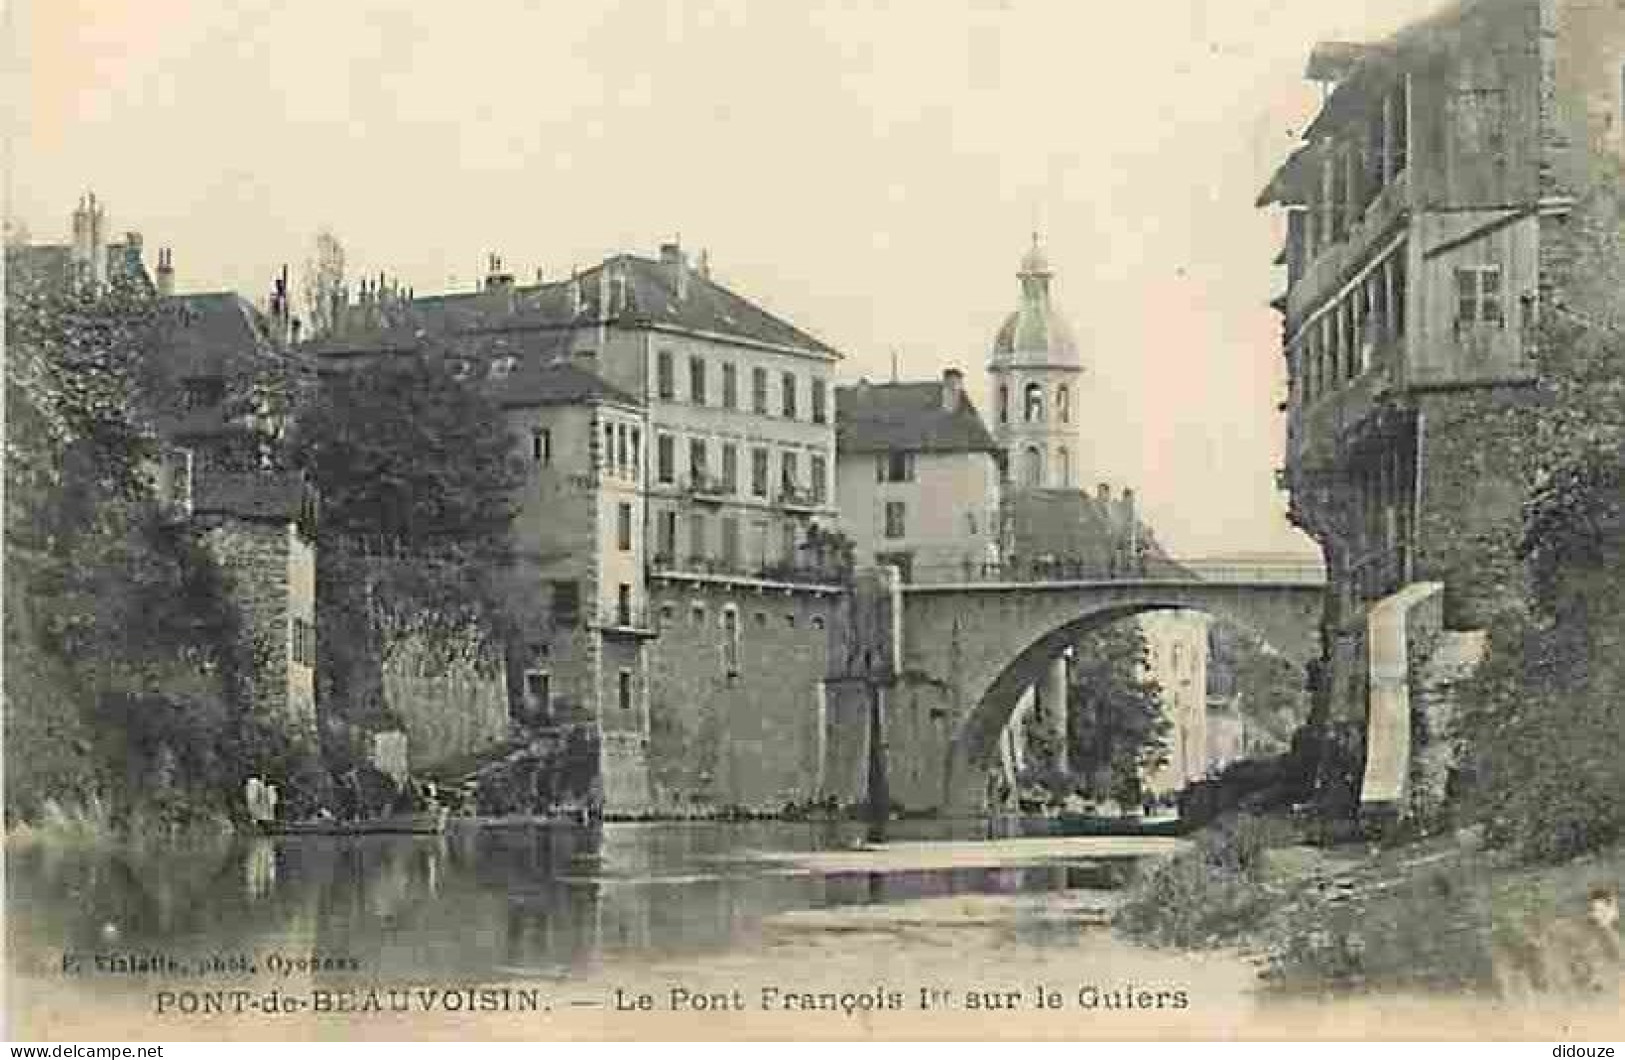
998, 383, 1009, 425
603, 422, 615, 468
629, 427, 641, 478
721, 606, 740, 676
657, 350, 675, 399
657, 433, 675, 483
691, 603, 707, 626
721, 443, 738, 493
1454, 265, 1504, 327
615, 423, 628, 471
688, 512, 708, 563
551, 580, 580, 626
617, 502, 633, 551
751, 447, 769, 497
781, 451, 799, 496
689, 355, 707, 404
490, 355, 517, 379
751, 367, 768, 414
1057, 384, 1070, 424
1056, 446, 1071, 488
721, 516, 741, 568
616, 583, 632, 627
722, 363, 738, 409
811, 378, 827, 424
523, 670, 551, 718
810, 453, 827, 503
291, 617, 315, 668
618, 669, 633, 711
689, 437, 708, 484
1391, 252, 1408, 337
884, 501, 906, 539
1024, 382, 1044, 423
532, 427, 551, 464
656, 510, 677, 560
877, 451, 915, 483
781, 372, 798, 419
1023, 446, 1043, 487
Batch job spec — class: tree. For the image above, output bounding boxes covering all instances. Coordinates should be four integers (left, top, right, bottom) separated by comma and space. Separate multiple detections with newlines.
1022, 621, 1167, 804
301, 229, 346, 340
4, 251, 261, 829
291, 353, 527, 739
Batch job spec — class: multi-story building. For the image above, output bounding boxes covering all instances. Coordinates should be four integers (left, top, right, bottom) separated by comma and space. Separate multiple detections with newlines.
833, 369, 1002, 583
9, 196, 319, 737
314, 241, 847, 812
1258, 0, 1625, 815
1140, 610, 1212, 797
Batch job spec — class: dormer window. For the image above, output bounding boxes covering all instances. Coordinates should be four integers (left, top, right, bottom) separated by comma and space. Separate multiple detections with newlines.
449, 359, 472, 380
489, 355, 517, 379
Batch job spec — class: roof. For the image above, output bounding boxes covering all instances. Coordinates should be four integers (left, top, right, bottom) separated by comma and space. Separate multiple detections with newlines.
161, 292, 275, 377
499, 360, 642, 409
835, 380, 998, 455
323, 252, 840, 360
1004, 489, 1184, 577
193, 470, 308, 522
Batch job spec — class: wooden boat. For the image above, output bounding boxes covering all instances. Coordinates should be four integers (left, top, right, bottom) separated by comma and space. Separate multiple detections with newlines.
262, 806, 449, 837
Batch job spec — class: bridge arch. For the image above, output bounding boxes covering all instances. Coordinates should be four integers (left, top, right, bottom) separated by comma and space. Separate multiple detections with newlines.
892, 579, 1324, 814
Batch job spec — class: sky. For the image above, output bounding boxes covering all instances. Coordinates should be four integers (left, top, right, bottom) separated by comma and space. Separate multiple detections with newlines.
9, 0, 1456, 559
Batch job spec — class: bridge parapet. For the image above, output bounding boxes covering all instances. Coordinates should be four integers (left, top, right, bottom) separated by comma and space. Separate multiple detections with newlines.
899, 555, 1326, 588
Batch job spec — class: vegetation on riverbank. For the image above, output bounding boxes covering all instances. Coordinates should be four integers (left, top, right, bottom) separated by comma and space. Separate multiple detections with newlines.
1115, 815, 1623, 997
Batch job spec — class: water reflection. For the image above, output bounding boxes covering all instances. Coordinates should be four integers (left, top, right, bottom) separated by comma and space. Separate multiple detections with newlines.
7, 819, 1141, 989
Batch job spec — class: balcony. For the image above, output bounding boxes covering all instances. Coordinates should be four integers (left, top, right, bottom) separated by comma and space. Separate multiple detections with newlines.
594, 605, 658, 638
1289, 169, 1410, 326
685, 475, 733, 504
777, 484, 824, 513
1289, 361, 1394, 468
648, 553, 849, 592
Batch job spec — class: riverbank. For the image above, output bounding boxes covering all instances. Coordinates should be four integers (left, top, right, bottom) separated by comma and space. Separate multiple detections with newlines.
1113, 815, 1624, 1001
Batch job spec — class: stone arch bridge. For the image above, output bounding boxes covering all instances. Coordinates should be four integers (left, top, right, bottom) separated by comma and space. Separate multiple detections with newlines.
822, 560, 1326, 815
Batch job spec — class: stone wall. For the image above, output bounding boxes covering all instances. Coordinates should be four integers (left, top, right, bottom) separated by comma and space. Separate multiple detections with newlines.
645, 580, 836, 811
202, 517, 315, 737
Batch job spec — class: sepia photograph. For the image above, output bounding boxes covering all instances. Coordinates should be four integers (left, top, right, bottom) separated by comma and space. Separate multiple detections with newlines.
4, 0, 1623, 1043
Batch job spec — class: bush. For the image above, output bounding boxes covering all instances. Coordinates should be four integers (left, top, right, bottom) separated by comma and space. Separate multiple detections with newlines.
1113, 815, 1283, 948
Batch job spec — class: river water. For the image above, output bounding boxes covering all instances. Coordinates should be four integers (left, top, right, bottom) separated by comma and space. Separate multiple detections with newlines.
9, 820, 1602, 1039
6, 818, 1142, 984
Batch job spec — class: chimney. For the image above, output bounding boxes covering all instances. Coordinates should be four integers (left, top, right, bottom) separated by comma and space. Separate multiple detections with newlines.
1097, 482, 1111, 506
660, 240, 688, 301
941, 367, 964, 411
155, 247, 175, 297
697, 248, 711, 281
484, 252, 514, 292
70, 192, 108, 289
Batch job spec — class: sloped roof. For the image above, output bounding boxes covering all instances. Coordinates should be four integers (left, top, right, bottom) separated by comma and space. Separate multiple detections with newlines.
161, 292, 273, 376
337, 253, 839, 359
193, 469, 307, 522
835, 380, 998, 455
498, 360, 641, 409
1004, 489, 1185, 577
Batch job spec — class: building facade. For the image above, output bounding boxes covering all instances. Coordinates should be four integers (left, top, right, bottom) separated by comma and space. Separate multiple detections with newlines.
314, 242, 847, 812
1258, 0, 1625, 815
834, 369, 1002, 583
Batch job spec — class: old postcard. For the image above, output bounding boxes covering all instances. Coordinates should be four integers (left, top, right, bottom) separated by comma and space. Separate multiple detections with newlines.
5, 0, 1623, 1043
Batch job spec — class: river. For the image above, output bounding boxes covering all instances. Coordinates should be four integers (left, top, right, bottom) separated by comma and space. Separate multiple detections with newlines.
6, 820, 1609, 1039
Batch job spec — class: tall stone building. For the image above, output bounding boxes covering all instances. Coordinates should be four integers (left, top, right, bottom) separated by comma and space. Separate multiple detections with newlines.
1258, 0, 1625, 817
313, 242, 846, 813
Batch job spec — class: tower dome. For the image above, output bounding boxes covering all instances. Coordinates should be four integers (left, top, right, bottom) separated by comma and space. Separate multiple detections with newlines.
987, 234, 1085, 491
991, 234, 1080, 367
